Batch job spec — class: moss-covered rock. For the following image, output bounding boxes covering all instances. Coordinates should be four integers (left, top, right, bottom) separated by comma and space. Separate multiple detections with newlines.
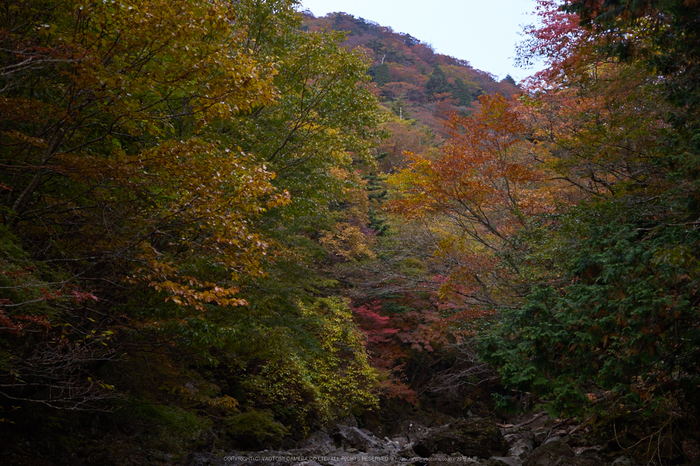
412, 417, 506, 458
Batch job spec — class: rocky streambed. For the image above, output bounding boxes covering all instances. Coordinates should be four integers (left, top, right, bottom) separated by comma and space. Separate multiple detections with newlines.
188, 413, 647, 466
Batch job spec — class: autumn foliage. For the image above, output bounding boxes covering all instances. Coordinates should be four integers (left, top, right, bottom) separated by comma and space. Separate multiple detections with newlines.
2, 0, 700, 462
381, 2, 700, 461
0, 0, 384, 449
388, 94, 565, 307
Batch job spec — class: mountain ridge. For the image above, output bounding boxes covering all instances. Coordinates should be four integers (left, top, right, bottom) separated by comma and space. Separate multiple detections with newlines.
302, 11, 520, 171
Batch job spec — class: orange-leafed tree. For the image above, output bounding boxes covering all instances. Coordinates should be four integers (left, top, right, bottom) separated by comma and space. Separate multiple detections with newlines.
517, 0, 669, 200
388, 94, 564, 307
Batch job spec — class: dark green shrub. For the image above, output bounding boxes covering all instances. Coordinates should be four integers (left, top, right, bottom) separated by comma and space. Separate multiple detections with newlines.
225, 409, 289, 450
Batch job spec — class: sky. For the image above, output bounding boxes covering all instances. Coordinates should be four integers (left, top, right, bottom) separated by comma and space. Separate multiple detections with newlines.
298, 0, 544, 82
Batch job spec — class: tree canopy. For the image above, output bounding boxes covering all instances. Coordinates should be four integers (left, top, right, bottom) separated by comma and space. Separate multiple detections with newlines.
0, 0, 385, 447
2, 0, 699, 463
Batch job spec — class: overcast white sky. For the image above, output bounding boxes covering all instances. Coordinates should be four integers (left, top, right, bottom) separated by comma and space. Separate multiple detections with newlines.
298, 0, 544, 82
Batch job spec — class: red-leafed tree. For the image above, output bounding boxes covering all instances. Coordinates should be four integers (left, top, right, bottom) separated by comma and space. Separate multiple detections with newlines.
352, 301, 415, 401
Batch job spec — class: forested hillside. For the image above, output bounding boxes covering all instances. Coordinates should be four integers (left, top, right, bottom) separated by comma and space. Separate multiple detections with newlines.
303, 11, 520, 172
1, 0, 699, 464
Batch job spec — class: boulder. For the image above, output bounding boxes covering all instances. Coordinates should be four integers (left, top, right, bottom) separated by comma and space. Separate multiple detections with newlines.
394, 420, 430, 442
574, 445, 605, 463
532, 428, 549, 445
398, 444, 418, 459
412, 418, 506, 459
187, 452, 223, 465
300, 431, 335, 455
503, 429, 536, 460
543, 436, 563, 445
549, 459, 598, 466
332, 426, 383, 452
524, 438, 575, 466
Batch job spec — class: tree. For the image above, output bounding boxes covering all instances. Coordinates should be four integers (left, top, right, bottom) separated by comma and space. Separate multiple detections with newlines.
563, 0, 700, 185
425, 65, 451, 101
478, 3, 700, 458
501, 75, 516, 86
483, 216, 700, 419
164, 0, 386, 430
0, 0, 386, 438
1, 0, 280, 302
370, 63, 392, 86
451, 77, 478, 107
388, 94, 559, 307
0, 0, 283, 413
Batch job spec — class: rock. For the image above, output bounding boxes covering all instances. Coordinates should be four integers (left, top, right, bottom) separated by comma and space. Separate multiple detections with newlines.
543, 435, 562, 445
532, 428, 549, 445
395, 420, 431, 442
611, 457, 636, 466
300, 431, 335, 455
337, 416, 358, 428
398, 444, 418, 458
187, 452, 223, 465
552, 460, 596, 466
487, 456, 523, 466
524, 438, 575, 466
503, 429, 535, 460
332, 426, 383, 452
323, 458, 355, 466
412, 418, 506, 459
388, 436, 409, 448
574, 445, 605, 463
430, 454, 485, 465
403, 460, 429, 466
203, 412, 619, 466
549, 459, 598, 466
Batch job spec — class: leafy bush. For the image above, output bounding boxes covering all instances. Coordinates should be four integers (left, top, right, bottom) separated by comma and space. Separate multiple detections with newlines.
481, 212, 700, 419
225, 409, 289, 450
